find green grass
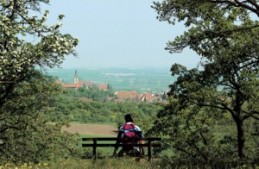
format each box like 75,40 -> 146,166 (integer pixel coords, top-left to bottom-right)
51,158 -> 162,169
0,158 -> 163,169
2,158 -> 259,169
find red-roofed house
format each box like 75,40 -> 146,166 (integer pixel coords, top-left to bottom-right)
98,83 -> 108,91
62,70 -> 108,90
139,92 -> 161,102
114,91 -> 139,101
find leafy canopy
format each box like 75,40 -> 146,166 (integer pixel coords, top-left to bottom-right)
0,0 -> 78,106
150,0 -> 259,162
0,0 -> 79,163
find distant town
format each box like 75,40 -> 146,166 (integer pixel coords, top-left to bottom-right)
60,70 -> 168,102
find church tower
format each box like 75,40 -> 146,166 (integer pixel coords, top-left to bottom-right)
74,70 -> 79,84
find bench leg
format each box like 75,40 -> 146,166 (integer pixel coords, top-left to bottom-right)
93,139 -> 97,160
148,140 -> 151,161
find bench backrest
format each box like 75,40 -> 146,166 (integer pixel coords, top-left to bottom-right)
81,137 -> 161,161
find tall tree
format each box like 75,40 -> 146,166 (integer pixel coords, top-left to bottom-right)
151,0 -> 259,159
0,0 -> 78,107
0,0 -> 79,162
0,71 -> 80,162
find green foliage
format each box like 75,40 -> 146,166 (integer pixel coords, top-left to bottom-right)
46,95 -> 163,133
0,0 -> 78,107
0,0 -> 79,163
67,85 -> 115,101
150,0 -> 259,165
0,71 -> 81,163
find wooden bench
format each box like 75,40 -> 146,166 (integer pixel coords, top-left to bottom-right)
82,137 -> 161,161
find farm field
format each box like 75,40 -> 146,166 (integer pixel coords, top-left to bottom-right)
62,123 -> 117,136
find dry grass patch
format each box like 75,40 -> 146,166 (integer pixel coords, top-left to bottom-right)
62,123 -> 117,136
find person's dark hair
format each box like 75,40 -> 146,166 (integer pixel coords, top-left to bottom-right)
125,113 -> 133,122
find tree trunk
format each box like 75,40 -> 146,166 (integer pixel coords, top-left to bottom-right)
235,118 -> 245,158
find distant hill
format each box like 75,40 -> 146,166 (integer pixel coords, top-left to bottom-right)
46,67 -> 176,93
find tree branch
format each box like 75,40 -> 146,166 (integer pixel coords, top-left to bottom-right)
210,0 -> 259,16
243,110 -> 259,120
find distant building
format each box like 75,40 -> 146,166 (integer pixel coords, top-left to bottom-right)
63,70 -> 108,90
114,91 -> 139,101
114,91 -> 165,102
74,70 -> 79,84
98,83 -> 108,91
62,70 -> 167,102
139,92 -> 161,102
63,70 -> 80,89
80,81 -> 95,89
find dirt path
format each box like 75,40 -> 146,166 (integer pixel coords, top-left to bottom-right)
62,123 -> 118,136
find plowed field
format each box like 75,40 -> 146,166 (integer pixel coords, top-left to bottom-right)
62,123 -> 117,136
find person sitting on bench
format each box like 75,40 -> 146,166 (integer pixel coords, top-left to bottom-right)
113,113 -> 144,157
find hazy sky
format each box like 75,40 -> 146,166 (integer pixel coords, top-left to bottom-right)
45,0 -> 200,69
